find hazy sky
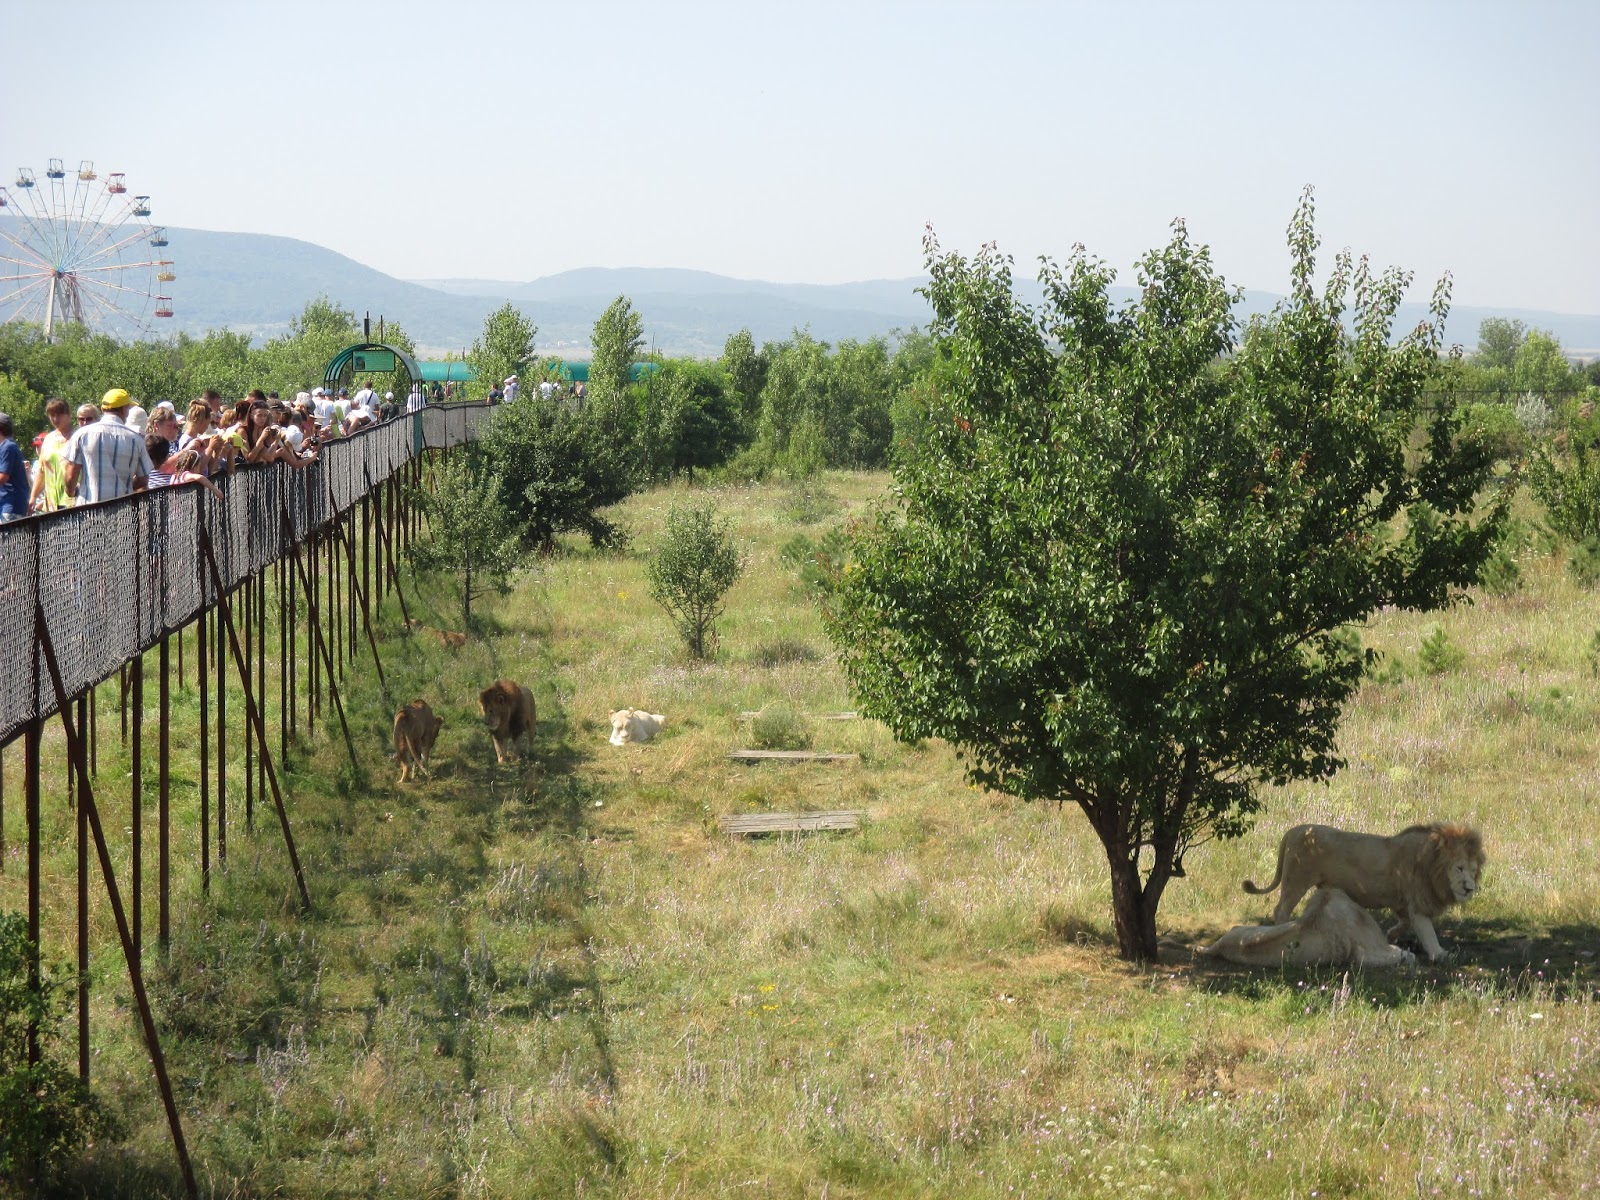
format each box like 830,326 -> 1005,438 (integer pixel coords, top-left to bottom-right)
6,0 -> 1597,312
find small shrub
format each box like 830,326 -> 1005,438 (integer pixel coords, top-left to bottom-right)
1568,535 -> 1600,588
1460,401 -> 1527,462
1514,391 -> 1553,441
748,705 -> 814,751
647,501 -> 745,659
1370,653 -> 1407,685
779,528 -> 850,597
1477,543 -> 1522,595
1586,629 -> 1600,678
0,912 -> 114,1189
750,638 -> 820,668
780,486 -> 842,526
1417,624 -> 1466,675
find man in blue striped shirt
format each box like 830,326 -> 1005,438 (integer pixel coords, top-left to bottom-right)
64,388 -> 153,505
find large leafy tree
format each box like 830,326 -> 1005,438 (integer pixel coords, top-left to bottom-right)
822,192 -> 1504,962
467,302 -> 537,400
589,295 -> 645,405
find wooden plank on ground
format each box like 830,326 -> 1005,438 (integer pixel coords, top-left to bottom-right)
739,711 -> 859,721
718,811 -> 865,836
727,750 -> 860,763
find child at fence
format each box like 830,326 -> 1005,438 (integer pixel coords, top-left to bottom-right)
146,436 -> 224,499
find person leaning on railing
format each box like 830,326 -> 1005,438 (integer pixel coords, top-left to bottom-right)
145,433 -> 224,500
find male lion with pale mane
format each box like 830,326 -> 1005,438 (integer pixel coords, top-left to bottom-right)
393,699 -> 444,783
1243,822 -> 1484,961
1203,887 -> 1415,968
479,680 -> 536,764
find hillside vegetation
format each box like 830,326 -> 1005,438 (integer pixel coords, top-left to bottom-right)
5,471 -> 1600,1197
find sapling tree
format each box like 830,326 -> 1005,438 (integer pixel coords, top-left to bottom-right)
822,190 -> 1504,962
412,447 -> 523,622
648,501 -> 744,659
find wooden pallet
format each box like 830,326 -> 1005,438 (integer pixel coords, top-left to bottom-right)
718,811 -> 864,836
726,750 -> 860,763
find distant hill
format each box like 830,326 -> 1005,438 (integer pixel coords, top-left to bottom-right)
4,216 -> 1598,358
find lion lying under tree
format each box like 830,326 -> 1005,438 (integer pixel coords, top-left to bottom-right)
1242,822 -> 1485,962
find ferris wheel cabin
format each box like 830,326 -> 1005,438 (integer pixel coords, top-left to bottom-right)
78,160 -> 96,181
46,159 -> 65,179
106,173 -> 126,194
154,298 -> 173,318
15,168 -> 35,188
148,228 -> 168,247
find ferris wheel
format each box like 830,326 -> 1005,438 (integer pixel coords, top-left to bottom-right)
0,159 -> 174,339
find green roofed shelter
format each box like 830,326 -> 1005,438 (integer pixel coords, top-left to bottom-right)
549,361 -> 661,384
322,341 -> 423,392
416,360 -> 478,383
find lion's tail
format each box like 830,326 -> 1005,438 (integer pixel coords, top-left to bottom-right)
1241,837 -> 1287,896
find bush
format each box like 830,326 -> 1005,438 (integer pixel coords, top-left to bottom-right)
647,501 -> 745,659
779,528 -> 850,597
477,397 -> 634,551
1459,400 -> 1527,462
1568,535 -> 1600,588
779,485 -> 841,526
1417,624 -> 1466,675
0,912 -> 113,1189
748,705 -> 814,751
749,638 -> 820,667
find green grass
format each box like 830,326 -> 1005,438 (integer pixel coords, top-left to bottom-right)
4,471 -> 1600,1197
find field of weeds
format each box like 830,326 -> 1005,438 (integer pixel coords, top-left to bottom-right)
3,471 -> 1598,1198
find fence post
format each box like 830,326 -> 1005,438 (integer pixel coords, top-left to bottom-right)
131,653 -> 142,957
200,530 -> 311,911
38,617 -> 199,1200
159,634 -> 170,949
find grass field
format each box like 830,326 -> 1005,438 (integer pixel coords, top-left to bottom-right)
4,470 -> 1599,1198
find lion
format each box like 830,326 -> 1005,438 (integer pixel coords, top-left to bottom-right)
479,679 -> 536,764
393,699 -> 444,783
1243,822 -> 1485,961
1203,886 -> 1416,968
609,709 -> 666,746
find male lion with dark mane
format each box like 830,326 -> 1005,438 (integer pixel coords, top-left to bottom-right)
479,680 -> 536,764
1243,822 -> 1484,961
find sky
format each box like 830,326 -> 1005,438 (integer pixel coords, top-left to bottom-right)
5,0 -> 1598,313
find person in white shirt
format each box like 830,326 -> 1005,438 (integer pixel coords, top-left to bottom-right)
312,387 -> 335,429
539,378 -> 556,400
503,374 -> 520,403
352,379 -> 378,410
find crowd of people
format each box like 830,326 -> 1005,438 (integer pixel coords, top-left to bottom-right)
0,379 -> 409,520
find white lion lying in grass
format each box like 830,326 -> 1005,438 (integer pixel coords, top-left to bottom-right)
1202,887 -> 1416,968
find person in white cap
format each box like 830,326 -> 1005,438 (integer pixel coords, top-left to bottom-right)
312,386 -> 334,430
503,374 -> 520,403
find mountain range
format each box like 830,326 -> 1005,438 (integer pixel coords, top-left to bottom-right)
3,217 -> 1598,359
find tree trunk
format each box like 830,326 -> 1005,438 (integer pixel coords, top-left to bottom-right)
1105,850 -> 1159,963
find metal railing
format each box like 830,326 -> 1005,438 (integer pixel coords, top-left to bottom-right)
1,402 -> 491,747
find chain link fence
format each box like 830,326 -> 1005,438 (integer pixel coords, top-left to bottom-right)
0,402 -> 492,746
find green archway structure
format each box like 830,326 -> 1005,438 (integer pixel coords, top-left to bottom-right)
322,342 -> 423,394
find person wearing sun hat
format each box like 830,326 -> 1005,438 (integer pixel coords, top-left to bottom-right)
63,387 -> 154,504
